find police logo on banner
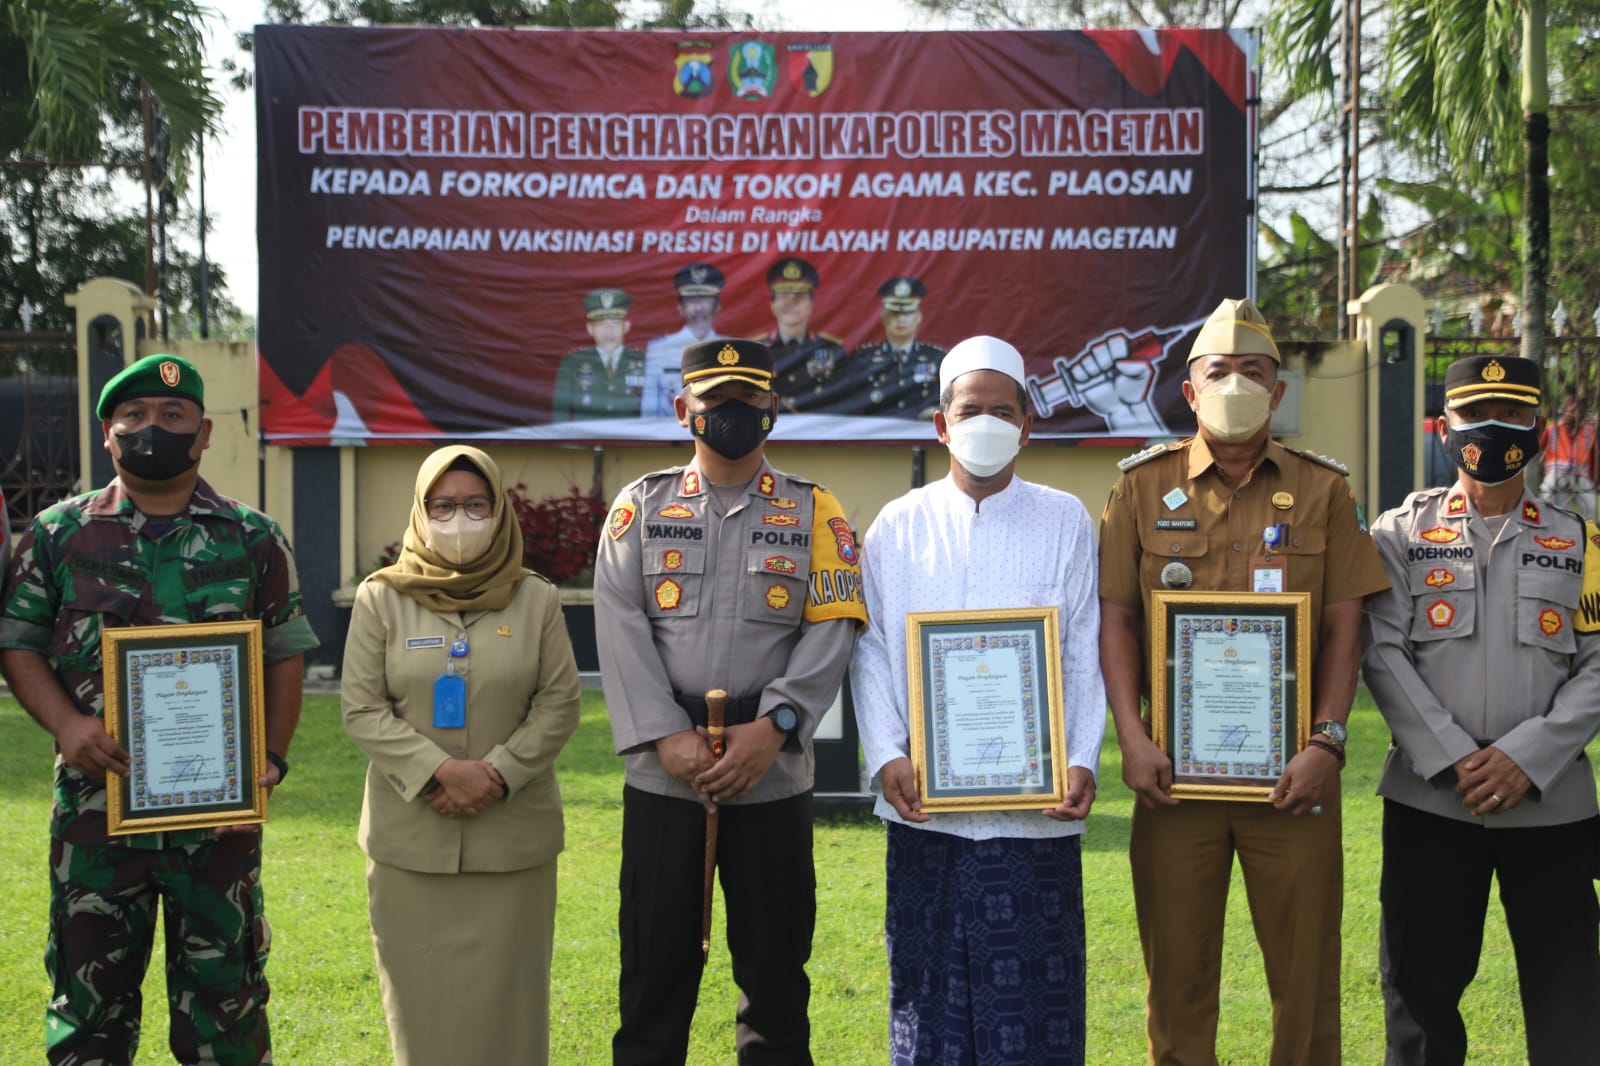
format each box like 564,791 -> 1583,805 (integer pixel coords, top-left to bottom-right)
675,43 -> 714,98
729,40 -> 777,99
786,43 -> 833,96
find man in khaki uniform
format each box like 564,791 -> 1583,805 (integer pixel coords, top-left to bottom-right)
1364,355 -> 1600,1064
1098,298 -> 1390,1065
595,338 -> 866,1065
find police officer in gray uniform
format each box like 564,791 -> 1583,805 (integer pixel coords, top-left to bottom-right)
1364,354 -> 1600,1065
595,338 -> 866,1065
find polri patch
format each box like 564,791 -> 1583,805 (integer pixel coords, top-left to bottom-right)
607,502 -> 637,540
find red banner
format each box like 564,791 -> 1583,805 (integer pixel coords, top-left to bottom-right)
255,26 -> 1257,445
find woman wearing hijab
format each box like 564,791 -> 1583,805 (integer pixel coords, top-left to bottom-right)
341,445 -> 581,1066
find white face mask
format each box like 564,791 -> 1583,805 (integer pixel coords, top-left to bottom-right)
1196,373 -> 1273,443
946,414 -> 1023,477
426,513 -> 497,567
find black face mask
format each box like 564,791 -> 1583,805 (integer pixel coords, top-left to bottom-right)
692,399 -> 775,460
114,425 -> 200,481
1442,418 -> 1542,486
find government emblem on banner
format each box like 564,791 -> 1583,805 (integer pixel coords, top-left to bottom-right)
729,40 -> 777,99
674,42 -> 714,98
786,43 -> 833,97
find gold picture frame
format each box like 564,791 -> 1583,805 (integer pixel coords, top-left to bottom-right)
102,620 -> 268,834
905,606 -> 1066,812
1150,590 -> 1312,801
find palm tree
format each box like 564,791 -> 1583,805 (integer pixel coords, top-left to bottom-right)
1,0 -> 221,170
1270,0 -> 1551,362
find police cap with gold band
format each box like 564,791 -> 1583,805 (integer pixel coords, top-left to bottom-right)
96,353 -> 205,419
766,257 -> 820,294
1443,355 -> 1542,409
680,338 -> 774,396
673,262 -> 725,297
878,276 -> 926,313
1187,297 -> 1281,364
584,287 -> 632,320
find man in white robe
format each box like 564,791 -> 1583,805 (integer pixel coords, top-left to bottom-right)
849,335 -> 1106,1066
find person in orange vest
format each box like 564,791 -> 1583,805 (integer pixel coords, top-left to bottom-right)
1539,395 -> 1597,519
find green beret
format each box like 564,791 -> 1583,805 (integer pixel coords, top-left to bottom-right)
97,354 -> 205,420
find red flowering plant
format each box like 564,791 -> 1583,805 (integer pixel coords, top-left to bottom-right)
508,484 -> 608,587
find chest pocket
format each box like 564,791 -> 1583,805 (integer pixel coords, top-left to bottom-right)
59,567 -> 144,666
1272,527 -> 1327,594
1136,528 -> 1210,590
182,556 -> 255,623
742,548 -> 806,628
1405,559 -> 1477,643
643,543 -> 705,618
1517,565 -> 1579,655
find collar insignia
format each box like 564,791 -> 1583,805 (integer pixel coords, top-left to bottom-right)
1446,494 -> 1467,516
1524,500 -> 1541,523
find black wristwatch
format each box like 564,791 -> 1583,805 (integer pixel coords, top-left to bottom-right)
1309,721 -> 1349,746
767,704 -> 799,737
266,751 -> 290,783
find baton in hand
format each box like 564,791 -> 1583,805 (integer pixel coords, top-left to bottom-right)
701,688 -> 728,957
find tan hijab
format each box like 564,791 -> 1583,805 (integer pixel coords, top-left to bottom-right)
369,445 -> 526,612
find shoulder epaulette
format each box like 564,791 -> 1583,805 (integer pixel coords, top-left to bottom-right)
1285,447 -> 1350,476
1117,441 -> 1182,472
523,569 -> 557,588
639,466 -> 687,483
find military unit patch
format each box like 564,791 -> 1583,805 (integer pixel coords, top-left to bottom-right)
657,503 -> 695,519
766,584 -> 790,610
662,549 -> 684,570
655,579 -> 682,610
1540,608 -> 1563,635
1419,527 -> 1460,544
1427,600 -> 1455,628
607,502 -> 637,540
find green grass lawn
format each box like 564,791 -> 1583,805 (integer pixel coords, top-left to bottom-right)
0,689 -> 1560,1063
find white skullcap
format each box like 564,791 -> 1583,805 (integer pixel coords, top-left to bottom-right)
939,336 -> 1026,394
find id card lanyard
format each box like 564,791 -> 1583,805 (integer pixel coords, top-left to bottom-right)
433,633 -> 468,728
1251,524 -> 1287,593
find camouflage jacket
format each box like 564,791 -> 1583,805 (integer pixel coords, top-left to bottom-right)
0,478 -> 320,845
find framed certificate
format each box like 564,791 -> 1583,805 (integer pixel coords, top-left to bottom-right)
102,620 -> 268,834
905,607 -> 1065,812
1150,591 -> 1312,801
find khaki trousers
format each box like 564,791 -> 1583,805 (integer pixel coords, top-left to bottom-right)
1129,792 -> 1343,1066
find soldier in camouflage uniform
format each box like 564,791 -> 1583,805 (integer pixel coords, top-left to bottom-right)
0,354 -> 319,1066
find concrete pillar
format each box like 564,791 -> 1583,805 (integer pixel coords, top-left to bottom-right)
1347,283 -> 1428,513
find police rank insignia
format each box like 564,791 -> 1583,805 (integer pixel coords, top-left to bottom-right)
729,40 -> 778,99
607,502 -> 637,540
1446,494 -> 1467,516
682,471 -> 701,494
674,43 -> 714,98
766,584 -> 791,610
786,43 -> 833,97
764,513 -> 800,527
663,549 -> 684,570
759,473 -> 776,496
1424,568 -> 1455,588
763,555 -> 797,574
1427,600 -> 1455,628
658,503 -> 695,519
769,497 -> 798,510
1540,608 -> 1563,635
1535,535 -> 1576,551
1524,501 -> 1541,523
655,579 -> 682,610
1419,526 -> 1460,544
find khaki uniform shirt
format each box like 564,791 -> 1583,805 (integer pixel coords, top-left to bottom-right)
1363,484 -> 1600,826
341,574 -> 581,873
595,459 -> 866,804
1099,437 -> 1390,670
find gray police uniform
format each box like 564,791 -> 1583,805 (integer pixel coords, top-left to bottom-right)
845,339 -> 946,418
1363,483 -> 1600,1062
595,458 -> 865,1064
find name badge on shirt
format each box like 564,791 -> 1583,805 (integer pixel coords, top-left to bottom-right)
1252,560 -> 1286,593
433,673 -> 466,728
406,636 -> 446,650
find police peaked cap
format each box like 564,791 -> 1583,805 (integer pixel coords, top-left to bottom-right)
1444,356 -> 1541,408
767,257 -> 819,293
97,354 -> 205,419
1187,297 -> 1280,364
878,277 -> 926,312
681,339 -> 774,396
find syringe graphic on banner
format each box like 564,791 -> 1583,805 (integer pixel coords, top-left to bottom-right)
1025,322 -> 1203,434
